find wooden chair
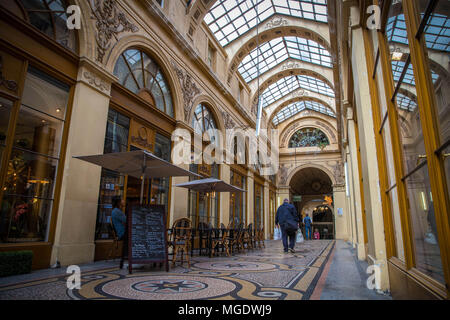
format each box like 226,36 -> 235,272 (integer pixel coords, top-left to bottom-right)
242,223 -> 253,251
198,222 -> 211,256
171,218 -> 192,268
235,223 -> 245,252
211,224 -> 230,257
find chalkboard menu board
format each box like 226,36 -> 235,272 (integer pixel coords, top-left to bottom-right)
127,204 -> 169,273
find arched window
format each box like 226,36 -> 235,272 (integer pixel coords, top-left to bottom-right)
289,127 -> 330,148
191,103 -> 218,141
114,48 -> 174,117
19,0 -> 77,52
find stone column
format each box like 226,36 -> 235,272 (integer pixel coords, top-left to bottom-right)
220,164 -> 231,225
51,58 -> 115,266
349,5 -> 389,291
333,185 -> 349,240
264,180 -> 270,239
246,170 -> 254,226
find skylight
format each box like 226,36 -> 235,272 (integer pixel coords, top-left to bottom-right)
261,74 -> 334,108
238,36 -> 332,82
396,93 -> 417,112
272,100 -> 335,126
387,13 -> 450,52
204,0 -> 328,47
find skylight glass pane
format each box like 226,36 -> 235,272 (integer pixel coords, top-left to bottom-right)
272,100 -> 335,126
205,0 -> 328,47
238,36 -> 332,82
261,74 -> 334,108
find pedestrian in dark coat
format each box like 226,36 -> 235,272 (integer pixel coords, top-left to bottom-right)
275,198 -> 300,253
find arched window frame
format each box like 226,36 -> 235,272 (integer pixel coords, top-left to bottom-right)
288,127 -> 330,148
114,48 -> 174,117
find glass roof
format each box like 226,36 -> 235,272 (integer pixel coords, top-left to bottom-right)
238,36 -> 332,82
396,93 -> 417,112
261,74 -> 334,108
387,13 -> 450,52
204,0 -> 328,47
272,100 -> 335,126
391,60 -> 439,85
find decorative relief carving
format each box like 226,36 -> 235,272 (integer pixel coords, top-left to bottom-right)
279,163 -> 291,185
91,0 -> 139,64
265,16 -> 288,29
83,71 -> 109,92
222,110 -> 236,129
171,61 -> 201,121
330,161 -> 345,185
0,56 -> 18,92
292,89 -> 309,98
282,61 -> 301,70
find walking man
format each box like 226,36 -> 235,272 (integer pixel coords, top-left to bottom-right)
303,213 -> 312,240
275,199 -> 300,253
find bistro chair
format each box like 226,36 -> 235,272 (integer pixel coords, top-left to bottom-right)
198,222 -> 211,256
211,223 -> 230,257
256,224 -> 265,249
171,218 -> 192,268
236,223 -> 246,252
242,223 -> 253,251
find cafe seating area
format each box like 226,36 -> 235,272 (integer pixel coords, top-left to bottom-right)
168,218 -> 266,268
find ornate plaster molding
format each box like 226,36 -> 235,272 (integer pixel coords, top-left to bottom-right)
171,61 -> 201,122
90,0 -> 139,64
265,16 -> 289,29
0,56 -> 18,92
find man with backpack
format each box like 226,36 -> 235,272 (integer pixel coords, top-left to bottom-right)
275,198 -> 300,253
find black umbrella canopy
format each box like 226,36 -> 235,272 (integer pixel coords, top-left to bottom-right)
74,150 -> 201,179
175,178 -> 246,193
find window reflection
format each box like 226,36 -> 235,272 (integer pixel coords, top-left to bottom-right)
405,164 -> 444,284
0,68 -> 69,242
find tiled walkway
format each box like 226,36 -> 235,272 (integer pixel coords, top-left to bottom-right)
0,240 -> 391,300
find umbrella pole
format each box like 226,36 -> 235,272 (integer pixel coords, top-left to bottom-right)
140,154 -> 147,205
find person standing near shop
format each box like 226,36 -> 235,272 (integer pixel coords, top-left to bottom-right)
111,196 -> 126,240
275,199 -> 300,253
303,213 -> 312,240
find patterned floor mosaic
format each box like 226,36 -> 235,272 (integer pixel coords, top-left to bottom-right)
0,240 -> 334,300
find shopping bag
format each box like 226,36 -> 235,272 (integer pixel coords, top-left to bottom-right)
296,229 -> 304,243
274,227 -> 281,240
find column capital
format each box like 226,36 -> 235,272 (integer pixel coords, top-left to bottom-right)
77,57 -> 117,97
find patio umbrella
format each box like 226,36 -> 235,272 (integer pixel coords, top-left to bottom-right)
174,178 -> 246,194
74,150 -> 201,204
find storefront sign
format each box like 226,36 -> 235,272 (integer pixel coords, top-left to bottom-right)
130,119 -> 155,152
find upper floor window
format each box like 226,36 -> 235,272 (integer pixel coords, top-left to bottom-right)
289,127 -> 330,149
114,48 -> 174,117
18,0 -> 77,52
192,104 -> 218,142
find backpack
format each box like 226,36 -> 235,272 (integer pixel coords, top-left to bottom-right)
283,220 -> 298,235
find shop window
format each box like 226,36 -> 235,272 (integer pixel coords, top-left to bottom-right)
188,163 -> 219,228
288,127 -> 330,149
96,109 -> 129,240
19,0 -> 77,52
254,182 -> 264,229
95,109 -> 171,240
384,1 -> 445,284
229,170 -> 246,227
0,97 -> 13,173
114,49 -> 174,117
0,67 -> 70,243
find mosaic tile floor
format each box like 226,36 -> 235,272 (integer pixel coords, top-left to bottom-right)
0,240 -> 334,300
